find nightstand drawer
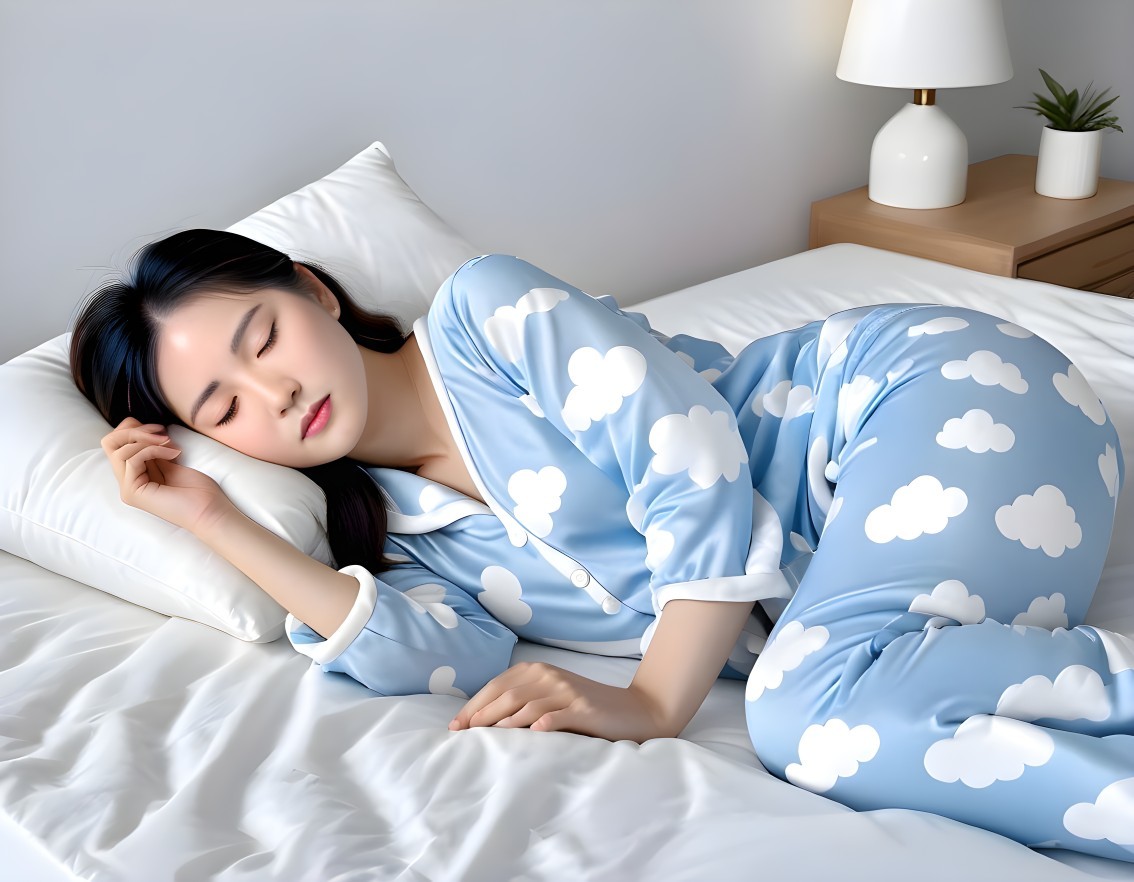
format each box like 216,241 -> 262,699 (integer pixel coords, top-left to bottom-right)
1017,222 -> 1134,288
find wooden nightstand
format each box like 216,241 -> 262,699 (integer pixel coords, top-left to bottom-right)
809,154 -> 1134,297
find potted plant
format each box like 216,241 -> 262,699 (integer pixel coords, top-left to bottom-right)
1016,69 -> 1123,199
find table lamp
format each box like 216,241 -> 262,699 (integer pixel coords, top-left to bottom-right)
836,0 -> 1013,209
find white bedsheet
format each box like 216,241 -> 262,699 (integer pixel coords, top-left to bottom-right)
2,244 -> 1132,881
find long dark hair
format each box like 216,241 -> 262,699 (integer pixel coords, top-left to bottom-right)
69,228 -> 405,574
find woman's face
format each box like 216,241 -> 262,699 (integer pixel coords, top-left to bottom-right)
154,271 -> 368,468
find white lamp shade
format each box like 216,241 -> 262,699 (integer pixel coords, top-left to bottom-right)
837,0 -> 1012,88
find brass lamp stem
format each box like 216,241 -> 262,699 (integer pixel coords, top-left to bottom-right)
914,88 -> 936,106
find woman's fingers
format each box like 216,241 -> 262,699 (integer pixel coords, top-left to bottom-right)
474,684 -> 562,725
450,662 -> 579,731
102,426 -> 170,458
491,698 -> 563,729
526,707 -> 583,733
121,442 -> 182,495
107,438 -> 173,480
461,685 -> 531,728
450,672 -> 517,730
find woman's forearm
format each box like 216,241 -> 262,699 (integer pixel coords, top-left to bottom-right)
196,508 -> 359,639
630,597 -> 756,737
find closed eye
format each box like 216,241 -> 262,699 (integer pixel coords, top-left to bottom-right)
217,397 -> 238,426
258,321 -> 277,357
216,322 -> 276,427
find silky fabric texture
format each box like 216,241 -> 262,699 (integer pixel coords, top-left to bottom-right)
289,252 -> 817,692
288,254 -> 1130,860
744,305 -> 1131,860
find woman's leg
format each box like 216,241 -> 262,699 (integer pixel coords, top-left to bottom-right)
745,306 -> 1132,860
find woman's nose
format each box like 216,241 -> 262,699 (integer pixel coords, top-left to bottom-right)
273,378 -> 300,415
249,373 -> 299,415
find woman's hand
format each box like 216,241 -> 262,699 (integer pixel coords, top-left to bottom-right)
101,417 -> 235,535
447,661 -> 678,743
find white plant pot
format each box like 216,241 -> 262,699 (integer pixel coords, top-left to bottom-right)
1035,127 -> 1103,199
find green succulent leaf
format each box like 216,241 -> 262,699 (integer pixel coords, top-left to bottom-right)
1020,69 -> 1122,132
1077,91 -> 1118,127
1039,69 -> 1068,105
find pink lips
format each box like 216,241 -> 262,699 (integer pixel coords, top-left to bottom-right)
301,395 -> 332,439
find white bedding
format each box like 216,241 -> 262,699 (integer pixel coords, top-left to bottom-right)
1,244 -> 1132,882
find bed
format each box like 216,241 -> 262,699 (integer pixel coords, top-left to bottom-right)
2,143 -> 1133,882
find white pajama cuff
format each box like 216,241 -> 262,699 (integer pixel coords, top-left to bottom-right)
654,571 -> 793,611
285,564 -> 378,665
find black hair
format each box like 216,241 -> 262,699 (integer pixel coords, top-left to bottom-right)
69,228 -> 405,574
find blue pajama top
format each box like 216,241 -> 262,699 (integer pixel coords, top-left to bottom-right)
286,253 -> 888,698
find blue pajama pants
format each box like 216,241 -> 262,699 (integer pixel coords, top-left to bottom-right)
743,306 -> 1131,860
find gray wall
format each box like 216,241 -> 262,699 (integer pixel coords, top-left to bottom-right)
953,0 -> 1133,184
1,0 -> 1131,362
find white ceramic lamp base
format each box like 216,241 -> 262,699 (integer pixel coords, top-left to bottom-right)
868,103 -> 968,209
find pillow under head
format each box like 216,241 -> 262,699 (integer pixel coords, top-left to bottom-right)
0,140 -> 482,640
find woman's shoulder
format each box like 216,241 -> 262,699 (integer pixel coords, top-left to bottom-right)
429,253 -> 564,331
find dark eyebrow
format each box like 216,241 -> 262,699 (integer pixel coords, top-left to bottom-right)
231,303 -> 262,354
190,381 -> 219,425
188,304 -> 262,425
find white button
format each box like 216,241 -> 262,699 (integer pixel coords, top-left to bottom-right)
570,569 -> 591,588
601,596 -> 622,615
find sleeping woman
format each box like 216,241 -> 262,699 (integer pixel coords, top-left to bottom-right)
70,228 -> 1131,861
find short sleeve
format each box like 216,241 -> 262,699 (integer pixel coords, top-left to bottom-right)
287,561 -> 517,697
430,254 -> 775,610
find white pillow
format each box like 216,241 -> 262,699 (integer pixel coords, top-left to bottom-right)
0,140 -> 482,641
227,141 -> 480,328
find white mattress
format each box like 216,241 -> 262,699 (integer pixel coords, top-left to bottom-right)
2,244 -> 1132,882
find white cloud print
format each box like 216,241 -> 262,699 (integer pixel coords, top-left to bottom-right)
745,620 -> 830,702
428,665 -> 469,699
1100,444 -> 1120,499
785,719 -> 880,794
997,322 -> 1033,339
561,345 -> 647,432
865,475 -> 968,543
518,394 -> 545,418
941,351 -> 1028,394
924,715 -> 1054,788
996,665 -> 1111,722
886,358 -> 914,384
837,375 -> 880,438
644,525 -> 674,572
418,484 -> 449,512
996,484 -> 1081,557
404,584 -> 459,629
807,436 -> 834,516
479,565 -> 533,627
649,405 -> 748,489
908,580 -> 986,625
752,380 -> 815,421
483,287 -> 570,362
936,409 -> 1015,454
1054,364 -> 1107,425
507,466 -> 567,538
1012,593 -> 1069,630
1064,777 -> 1134,845
908,316 -> 969,336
